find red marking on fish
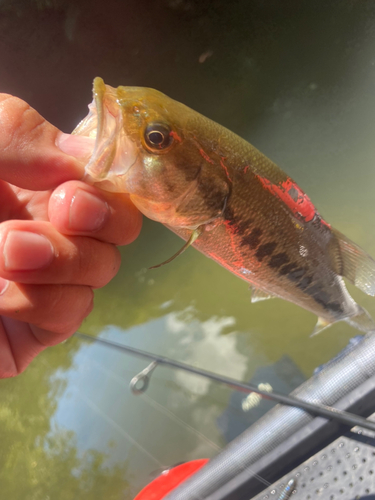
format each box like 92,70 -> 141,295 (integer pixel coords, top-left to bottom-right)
321,219 -> 331,229
256,174 -> 318,222
205,250 -> 230,270
199,148 -> 214,164
223,219 -> 244,268
170,130 -> 182,143
220,159 -> 232,182
244,165 -> 249,174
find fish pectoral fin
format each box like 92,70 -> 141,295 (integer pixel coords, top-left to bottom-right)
149,226 -> 204,270
310,317 -> 333,337
250,288 -> 275,303
329,227 -> 375,296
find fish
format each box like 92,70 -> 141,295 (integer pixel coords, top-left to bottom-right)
73,77 -> 375,335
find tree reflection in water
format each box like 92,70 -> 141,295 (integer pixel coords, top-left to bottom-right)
0,339 -> 130,500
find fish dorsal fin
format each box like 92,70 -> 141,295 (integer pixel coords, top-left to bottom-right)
329,227 -> 375,296
251,288 -> 275,303
149,226 -> 203,270
310,317 -> 332,337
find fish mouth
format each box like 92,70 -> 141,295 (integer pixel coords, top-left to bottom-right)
72,77 -> 137,192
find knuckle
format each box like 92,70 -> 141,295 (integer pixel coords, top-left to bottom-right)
97,245 -> 121,287
47,284 -> 66,314
83,288 -> 95,316
106,245 -> 122,281
64,288 -> 94,334
74,239 -> 95,284
46,285 -> 94,335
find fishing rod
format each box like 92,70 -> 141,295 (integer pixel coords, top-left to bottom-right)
75,331 -> 375,433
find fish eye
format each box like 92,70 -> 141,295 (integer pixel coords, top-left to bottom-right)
144,123 -> 173,150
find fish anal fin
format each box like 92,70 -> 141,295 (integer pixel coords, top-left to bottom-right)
251,288 -> 275,303
329,227 -> 375,296
149,226 -> 203,270
310,317 -> 332,337
345,306 -> 375,334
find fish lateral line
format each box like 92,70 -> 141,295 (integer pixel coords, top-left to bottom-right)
149,225 -> 204,269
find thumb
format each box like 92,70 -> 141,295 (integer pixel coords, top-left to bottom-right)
0,94 -> 90,190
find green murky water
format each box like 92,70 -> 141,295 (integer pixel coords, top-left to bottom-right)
1,1 -> 375,498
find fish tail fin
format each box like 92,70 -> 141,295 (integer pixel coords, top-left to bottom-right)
329,227 -> 375,296
345,306 -> 375,334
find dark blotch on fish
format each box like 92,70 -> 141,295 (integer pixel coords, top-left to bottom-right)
327,301 -> 344,313
224,205 -> 252,234
279,262 -> 297,276
305,283 -> 325,298
241,228 -> 263,250
297,275 -> 313,290
236,219 -> 253,235
197,182 -> 227,211
223,205 -> 236,225
305,284 -> 331,308
256,242 -> 277,262
287,267 -> 306,282
174,153 -> 202,182
269,252 -> 289,269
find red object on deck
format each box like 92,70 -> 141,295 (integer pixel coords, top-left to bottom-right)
134,459 -> 209,500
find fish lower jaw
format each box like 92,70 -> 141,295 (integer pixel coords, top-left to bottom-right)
73,80 -> 138,192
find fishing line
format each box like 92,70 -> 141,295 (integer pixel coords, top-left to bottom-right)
77,387 -> 164,467
75,332 -> 273,488
142,393 -> 222,453
75,331 -> 375,433
141,389 -> 271,487
83,351 -> 222,453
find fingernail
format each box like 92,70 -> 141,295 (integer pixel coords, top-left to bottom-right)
0,277 -> 9,295
56,132 -> 95,158
69,188 -> 109,232
3,231 -> 54,271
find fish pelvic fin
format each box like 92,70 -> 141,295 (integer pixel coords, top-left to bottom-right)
310,317 -> 333,337
329,227 -> 375,296
345,306 -> 375,334
251,288 -> 275,303
149,226 -> 203,270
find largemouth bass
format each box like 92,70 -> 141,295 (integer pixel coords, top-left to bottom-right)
74,77 -> 375,335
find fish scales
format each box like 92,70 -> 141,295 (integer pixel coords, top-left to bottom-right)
171,157 -> 346,322
73,77 -> 375,335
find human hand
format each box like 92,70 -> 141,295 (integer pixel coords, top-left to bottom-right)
0,94 -> 142,377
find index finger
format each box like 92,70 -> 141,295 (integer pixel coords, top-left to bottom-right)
0,94 -> 84,190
